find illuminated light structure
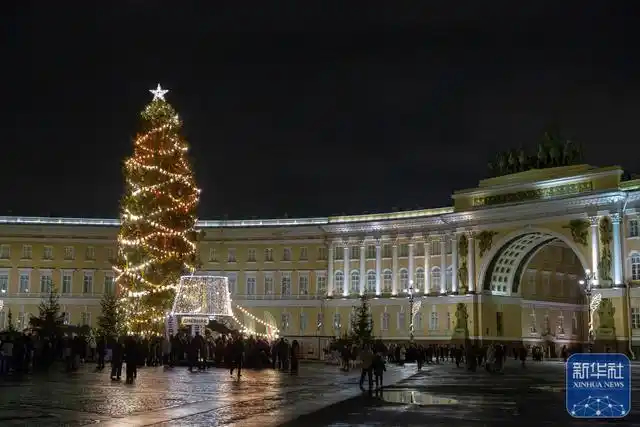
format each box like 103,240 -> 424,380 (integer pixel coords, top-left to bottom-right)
168,275 -> 280,339
114,84 -> 201,336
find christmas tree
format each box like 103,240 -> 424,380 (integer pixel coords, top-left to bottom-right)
114,84 -> 201,335
29,285 -> 65,339
349,296 -> 374,346
97,291 -> 124,340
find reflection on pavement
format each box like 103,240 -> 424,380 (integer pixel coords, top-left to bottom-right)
381,389 -> 459,406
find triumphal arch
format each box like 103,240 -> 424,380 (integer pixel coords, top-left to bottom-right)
320,164 -> 639,355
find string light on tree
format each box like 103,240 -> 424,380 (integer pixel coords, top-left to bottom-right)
114,84 -> 201,336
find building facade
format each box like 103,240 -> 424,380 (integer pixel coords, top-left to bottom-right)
2,164 -> 640,356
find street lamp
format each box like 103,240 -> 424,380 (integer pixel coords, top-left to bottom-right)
405,285 -> 415,341
579,269 -> 598,351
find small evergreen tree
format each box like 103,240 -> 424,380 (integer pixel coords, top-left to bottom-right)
5,309 -> 16,334
29,285 -> 65,339
349,296 -> 374,347
97,291 -> 123,340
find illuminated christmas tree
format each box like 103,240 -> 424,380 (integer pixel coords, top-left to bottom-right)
114,84 -> 201,335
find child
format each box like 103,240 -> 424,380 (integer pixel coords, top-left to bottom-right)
373,351 -> 386,391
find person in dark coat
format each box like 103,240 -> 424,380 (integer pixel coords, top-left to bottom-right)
110,339 -> 123,381
125,337 -> 137,383
290,340 -> 300,373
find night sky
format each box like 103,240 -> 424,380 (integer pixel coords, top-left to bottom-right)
4,2 -> 640,220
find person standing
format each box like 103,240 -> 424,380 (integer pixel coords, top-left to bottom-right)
230,336 -> 245,379
359,344 -> 374,392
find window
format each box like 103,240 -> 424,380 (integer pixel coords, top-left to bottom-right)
414,312 -> 423,331
64,246 -> 74,260
81,312 -> 92,327
333,313 -> 342,331
316,312 -> 323,330
382,269 -> 392,293
557,273 -> 565,297
630,219 -> 639,238
496,312 -> 504,336
299,247 -> 308,261
299,273 -> 309,295
366,270 -> 376,293
283,248 -> 292,261
227,248 -> 236,263
429,311 -> 439,330
415,244 -> 424,256
264,248 -> 274,262
557,312 -> 565,335
227,273 -> 237,295
527,270 -> 536,292
416,268 -> 425,289
246,276 -> 256,295
22,245 -> 32,259
317,247 -> 327,261
399,268 -> 409,290
351,246 -> 360,260
382,244 -> 391,258
632,308 -> 640,329
0,271 -> 8,293
316,272 -> 327,295
381,312 -> 390,331
572,312 -> 578,334
542,273 -> 551,295
350,271 -> 360,294
431,240 -> 441,256
247,248 -> 256,262
40,272 -> 53,293
445,267 -> 453,292
334,247 -> 343,260
366,245 -> 376,259
62,271 -> 72,294
335,271 -> 344,294
83,272 -> 94,294
63,311 -> 70,325
208,247 -> 217,262
447,312 -> 452,330
299,312 -> 308,334
19,272 -> 29,293
106,247 -> 115,261
264,275 -> 274,295
85,246 -> 95,261
17,312 -> 25,329
445,239 -> 452,254
632,254 -> 640,281
397,311 -> 406,330
0,244 -> 10,259
104,274 -> 115,294
281,272 -> 291,296
399,244 -> 408,257
529,312 -> 537,333
431,267 -> 441,290
43,246 -> 53,260
0,311 -> 5,330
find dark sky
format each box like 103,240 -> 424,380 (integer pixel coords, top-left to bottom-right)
4,2 -> 640,219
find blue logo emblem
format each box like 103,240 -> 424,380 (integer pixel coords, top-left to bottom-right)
566,353 -> 631,418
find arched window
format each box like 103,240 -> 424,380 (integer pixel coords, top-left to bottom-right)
632,254 -> 640,281
399,268 -> 409,291
431,267 -> 441,290
445,267 -> 453,291
335,271 -> 344,294
415,268 -> 425,289
383,269 -> 393,293
366,270 -> 376,293
350,270 -> 360,293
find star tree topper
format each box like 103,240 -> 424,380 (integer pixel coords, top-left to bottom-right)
150,83 -> 169,101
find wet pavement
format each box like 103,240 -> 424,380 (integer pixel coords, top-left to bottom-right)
0,362 -> 415,426
282,360 -> 640,427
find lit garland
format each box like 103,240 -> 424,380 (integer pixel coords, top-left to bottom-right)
114,84 -> 201,336
233,304 -> 280,338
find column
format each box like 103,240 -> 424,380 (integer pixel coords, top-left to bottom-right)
359,242 -> 366,295
392,241 -> 399,295
590,216 -> 600,286
467,232 -> 476,293
451,233 -> 458,293
423,238 -> 431,293
440,237 -> 447,294
327,245 -> 334,296
375,240 -> 382,295
343,244 -> 350,296
408,242 -> 415,291
612,213 -> 623,286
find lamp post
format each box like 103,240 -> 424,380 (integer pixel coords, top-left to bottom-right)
405,285 -> 415,341
579,269 -> 597,351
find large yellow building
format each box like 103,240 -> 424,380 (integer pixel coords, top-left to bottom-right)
2,164 -> 640,357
